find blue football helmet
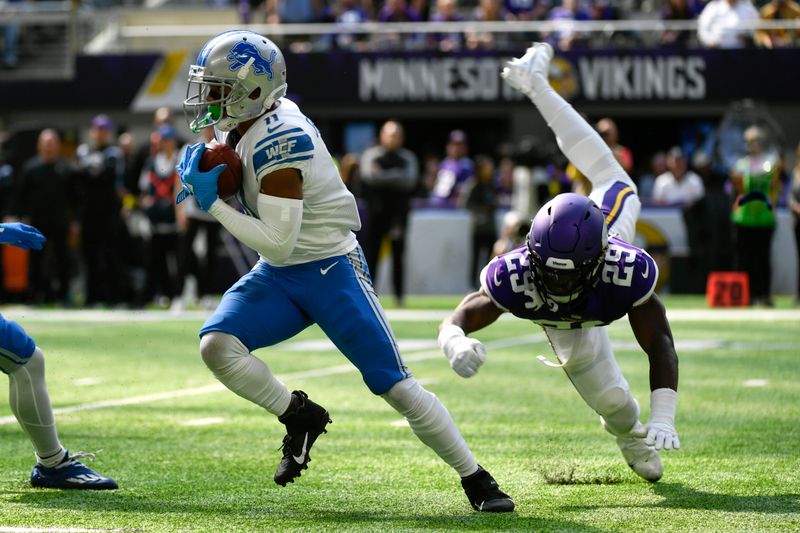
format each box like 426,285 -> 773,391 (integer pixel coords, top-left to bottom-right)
526,193 -> 608,309
184,30 -> 288,133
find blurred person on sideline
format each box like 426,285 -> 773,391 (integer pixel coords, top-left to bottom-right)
1,0 -> 23,68
429,0 -> 465,51
789,141 -> 800,303
660,0 -> 705,47
543,0 -> 591,51
75,115 -> 125,307
754,0 -> 800,48
491,210 -> 525,257
321,0 -> 374,51
117,130 -> 149,305
731,125 -> 782,306
691,150 -> 734,272
652,146 -> 706,206
637,152 -> 667,204
698,0 -> 759,48
139,124 -> 181,307
0,222 -> 117,490
430,130 -> 475,207
596,118 -> 633,174
375,0 -> 423,49
462,155 -> 500,287
13,129 -> 77,305
467,0 -> 511,50
504,0 -> 549,21
174,127 -> 221,311
359,120 -> 418,307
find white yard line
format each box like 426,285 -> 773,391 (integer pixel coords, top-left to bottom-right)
0,335 -> 542,426
0,528 -> 132,533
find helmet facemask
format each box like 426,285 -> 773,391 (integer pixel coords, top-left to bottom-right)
525,193 -> 609,313
527,236 -> 606,311
184,65 -> 258,133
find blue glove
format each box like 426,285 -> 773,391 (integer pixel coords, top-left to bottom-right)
0,222 -> 46,250
175,142 -> 226,211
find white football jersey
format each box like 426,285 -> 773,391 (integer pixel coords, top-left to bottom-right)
224,98 -> 361,266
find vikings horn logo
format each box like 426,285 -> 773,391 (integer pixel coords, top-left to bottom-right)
227,42 -> 277,80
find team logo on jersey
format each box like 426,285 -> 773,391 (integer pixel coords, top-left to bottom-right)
227,42 -> 277,80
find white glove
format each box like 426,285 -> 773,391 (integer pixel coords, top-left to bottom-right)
500,42 -> 554,100
644,388 -> 680,450
438,325 -> 486,378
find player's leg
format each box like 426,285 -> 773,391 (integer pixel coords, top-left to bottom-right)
2,317 -> 63,463
198,262 -> 330,486
301,246 -> 513,511
1,315 -> 117,489
588,179 -> 641,243
505,42 -> 632,191
544,326 -> 662,481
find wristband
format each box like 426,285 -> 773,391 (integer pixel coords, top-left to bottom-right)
438,324 -> 466,351
650,388 -> 678,424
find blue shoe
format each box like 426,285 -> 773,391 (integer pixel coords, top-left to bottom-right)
30,451 -> 118,490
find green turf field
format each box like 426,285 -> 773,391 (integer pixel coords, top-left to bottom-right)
1,296 -> 798,532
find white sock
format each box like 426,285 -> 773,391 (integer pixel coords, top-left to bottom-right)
382,378 -> 478,478
7,348 -> 66,466
532,87 -> 626,185
200,332 -> 292,416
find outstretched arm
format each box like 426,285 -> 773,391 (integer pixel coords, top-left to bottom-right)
438,288 -> 505,378
440,288 -> 505,335
628,294 -> 680,450
628,294 -> 678,391
0,222 -> 46,250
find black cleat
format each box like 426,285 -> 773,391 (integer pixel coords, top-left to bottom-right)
461,466 -> 515,512
274,390 -> 331,486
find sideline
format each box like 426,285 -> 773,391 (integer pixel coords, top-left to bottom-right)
3,307 -> 800,323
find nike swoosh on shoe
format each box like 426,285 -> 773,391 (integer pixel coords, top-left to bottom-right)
292,433 -> 309,464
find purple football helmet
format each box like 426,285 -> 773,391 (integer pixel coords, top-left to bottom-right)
526,193 -> 608,308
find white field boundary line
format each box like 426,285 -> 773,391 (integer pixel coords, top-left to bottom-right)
2,307 -> 800,323
0,528 -> 133,533
0,334 -> 543,426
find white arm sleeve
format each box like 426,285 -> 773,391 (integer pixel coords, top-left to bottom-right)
208,194 -> 303,262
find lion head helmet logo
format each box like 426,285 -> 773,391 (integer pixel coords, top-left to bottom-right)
227,41 -> 277,80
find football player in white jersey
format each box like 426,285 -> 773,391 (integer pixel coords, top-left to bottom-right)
176,30 -> 513,512
0,222 -> 117,489
437,43 -> 680,482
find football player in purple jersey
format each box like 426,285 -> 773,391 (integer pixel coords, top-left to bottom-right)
438,43 -> 680,482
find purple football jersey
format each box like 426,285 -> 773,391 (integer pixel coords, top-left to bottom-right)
481,236 -> 658,329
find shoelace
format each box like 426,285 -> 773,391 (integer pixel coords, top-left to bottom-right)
277,435 -> 295,456
57,450 -> 101,469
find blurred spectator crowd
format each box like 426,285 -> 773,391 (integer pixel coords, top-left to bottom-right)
0,100 -> 798,308
0,109 -> 228,310
244,0 -> 800,52
4,0 -> 800,70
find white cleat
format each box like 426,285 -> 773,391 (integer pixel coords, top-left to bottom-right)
616,436 -> 663,482
519,42 -> 554,78
501,42 -> 555,98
